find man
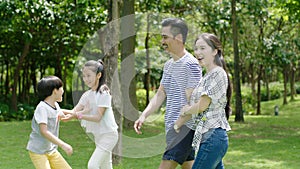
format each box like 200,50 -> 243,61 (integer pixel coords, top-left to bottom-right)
134,18 -> 202,169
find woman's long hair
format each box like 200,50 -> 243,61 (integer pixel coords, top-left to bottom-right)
196,33 -> 232,119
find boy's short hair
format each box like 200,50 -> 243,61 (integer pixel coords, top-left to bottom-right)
37,76 -> 63,101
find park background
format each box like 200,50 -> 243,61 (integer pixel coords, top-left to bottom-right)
0,0 -> 300,168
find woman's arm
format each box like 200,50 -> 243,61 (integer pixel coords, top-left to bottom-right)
174,113 -> 192,132
174,95 -> 211,133
182,95 -> 211,116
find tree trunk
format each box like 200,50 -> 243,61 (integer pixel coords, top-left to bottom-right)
11,42 -> 30,111
63,57 -> 68,105
283,67 -> 288,105
5,60 -> 9,96
120,0 -> 138,129
106,0 -> 122,164
145,13 -> 151,106
265,72 -> 270,101
249,63 -> 256,108
290,63 -> 296,101
55,47 -> 63,79
231,0 -> 244,122
256,65 -> 262,115
0,61 -> 3,95
30,62 -> 37,96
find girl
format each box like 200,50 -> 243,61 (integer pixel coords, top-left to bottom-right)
26,76 -> 73,169
174,33 -> 232,169
63,60 -> 118,169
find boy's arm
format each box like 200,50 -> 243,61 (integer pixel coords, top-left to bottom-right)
39,123 -> 73,156
61,102 -> 87,121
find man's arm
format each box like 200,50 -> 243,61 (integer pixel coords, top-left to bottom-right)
185,88 -> 194,104
173,88 -> 194,132
134,85 -> 166,134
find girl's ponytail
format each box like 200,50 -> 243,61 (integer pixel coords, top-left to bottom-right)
97,59 -> 109,94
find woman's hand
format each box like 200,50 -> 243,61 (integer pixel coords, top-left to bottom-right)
180,105 -> 191,116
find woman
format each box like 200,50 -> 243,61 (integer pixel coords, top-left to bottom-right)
174,33 -> 232,169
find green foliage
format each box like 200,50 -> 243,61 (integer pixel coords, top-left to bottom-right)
261,82 -> 285,101
0,103 -> 10,121
0,103 -> 35,121
14,104 -> 35,121
136,89 -> 155,111
240,85 -> 256,113
234,82 -> 290,114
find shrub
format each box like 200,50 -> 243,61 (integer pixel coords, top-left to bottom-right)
136,89 -> 155,111
234,82 -> 285,115
260,82 -> 283,101
13,104 -> 35,121
0,103 -> 35,121
231,85 -> 256,115
0,103 -> 10,121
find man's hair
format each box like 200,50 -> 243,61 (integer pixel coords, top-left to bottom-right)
161,18 -> 188,44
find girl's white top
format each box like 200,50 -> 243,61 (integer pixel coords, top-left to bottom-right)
78,89 -> 118,135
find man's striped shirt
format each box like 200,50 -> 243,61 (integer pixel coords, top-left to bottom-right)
161,52 -> 202,132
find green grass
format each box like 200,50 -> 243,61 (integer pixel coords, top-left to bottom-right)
0,96 -> 300,169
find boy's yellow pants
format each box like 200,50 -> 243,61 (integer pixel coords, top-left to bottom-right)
29,150 -> 72,169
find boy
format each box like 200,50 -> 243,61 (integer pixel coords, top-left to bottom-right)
26,76 -> 72,169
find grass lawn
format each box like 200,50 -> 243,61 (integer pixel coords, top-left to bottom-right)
0,96 -> 300,169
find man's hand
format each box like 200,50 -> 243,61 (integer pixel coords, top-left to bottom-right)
134,115 -> 146,134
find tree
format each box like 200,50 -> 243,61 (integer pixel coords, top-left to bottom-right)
105,0 -> 122,164
231,0 -> 244,122
120,0 -> 138,129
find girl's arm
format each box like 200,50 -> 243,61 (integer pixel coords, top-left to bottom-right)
61,109 -> 74,115
76,107 -> 106,122
61,103 -> 86,121
62,91 -> 88,116
39,123 -> 73,156
61,103 -> 85,115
